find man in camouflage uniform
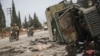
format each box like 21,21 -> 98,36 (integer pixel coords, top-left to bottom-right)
11,23 -> 19,40
27,26 -> 34,37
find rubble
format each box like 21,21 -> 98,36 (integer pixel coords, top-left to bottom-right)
0,37 -> 68,56
29,40 -> 37,45
28,37 -> 53,52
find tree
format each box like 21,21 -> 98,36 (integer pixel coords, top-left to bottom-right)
18,11 -> 21,28
0,3 -> 6,28
33,13 -> 42,29
23,16 -> 28,28
11,0 -> 19,26
28,14 -> 33,27
0,3 -> 6,32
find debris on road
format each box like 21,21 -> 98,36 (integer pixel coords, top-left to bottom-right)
0,36 -> 67,56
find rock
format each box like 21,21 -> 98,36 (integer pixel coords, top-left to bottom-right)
29,40 -> 37,45
23,47 -> 27,49
34,37 -> 51,44
28,47 -> 39,52
28,47 -> 33,49
36,44 -> 52,51
12,49 -> 24,54
26,50 -> 31,53
0,47 -> 14,56
31,48 -> 39,52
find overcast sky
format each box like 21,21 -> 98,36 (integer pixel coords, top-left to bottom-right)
1,0 -> 62,26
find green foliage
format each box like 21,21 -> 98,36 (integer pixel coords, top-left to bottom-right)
0,3 -> 6,32
28,14 -> 33,27
23,16 -> 28,28
11,0 -> 19,26
33,13 -> 42,29
22,13 -> 42,29
18,11 -> 22,28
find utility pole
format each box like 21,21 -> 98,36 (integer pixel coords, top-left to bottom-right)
7,8 -> 12,26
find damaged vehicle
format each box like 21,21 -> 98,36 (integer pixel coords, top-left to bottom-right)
45,0 -> 100,56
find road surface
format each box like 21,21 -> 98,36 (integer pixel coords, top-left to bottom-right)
0,31 -> 49,48
0,30 -> 67,56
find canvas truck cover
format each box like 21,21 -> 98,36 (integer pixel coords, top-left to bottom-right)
45,2 -> 65,40
45,2 -> 65,21
58,8 -> 77,44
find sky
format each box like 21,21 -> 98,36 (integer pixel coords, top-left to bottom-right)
0,0 -> 62,26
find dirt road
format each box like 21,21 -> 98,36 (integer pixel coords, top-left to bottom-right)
0,31 -> 48,48
0,30 -> 67,56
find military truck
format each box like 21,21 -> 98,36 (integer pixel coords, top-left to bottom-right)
45,0 -> 79,44
46,0 -> 100,44
46,0 -> 100,55
45,1 -> 66,43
